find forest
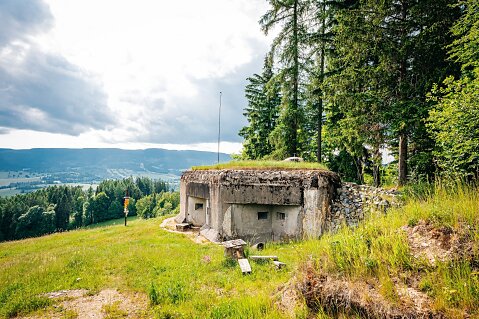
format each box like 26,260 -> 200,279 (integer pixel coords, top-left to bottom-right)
239,0 -> 478,186
0,177 -> 179,242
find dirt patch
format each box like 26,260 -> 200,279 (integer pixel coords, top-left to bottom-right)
402,220 -> 474,266
297,263 -> 442,319
275,279 -> 305,317
160,217 -> 211,244
23,289 -> 148,319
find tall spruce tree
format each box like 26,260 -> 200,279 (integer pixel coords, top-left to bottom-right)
239,54 -> 280,159
325,0 -> 387,185
379,0 -> 460,184
260,0 -> 310,158
328,0 -> 459,185
305,0 -> 340,162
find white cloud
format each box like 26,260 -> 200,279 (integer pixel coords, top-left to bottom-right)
0,0 -> 271,151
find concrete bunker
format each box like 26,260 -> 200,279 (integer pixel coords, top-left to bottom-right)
175,169 -> 340,243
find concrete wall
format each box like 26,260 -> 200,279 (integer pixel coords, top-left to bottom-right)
223,204 -> 302,243
178,169 -> 341,243
271,205 -> 302,241
302,176 -> 336,238
175,177 -> 188,223
187,196 -> 206,226
222,185 -> 302,205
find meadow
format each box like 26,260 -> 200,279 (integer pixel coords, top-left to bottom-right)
1,182 -> 478,318
0,216 -> 306,318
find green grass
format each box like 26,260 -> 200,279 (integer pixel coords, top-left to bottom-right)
0,216 -> 305,318
193,160 -> 328,171
2,182 -> 477,318
302,182 -> 479,317
84,216 -> 139,229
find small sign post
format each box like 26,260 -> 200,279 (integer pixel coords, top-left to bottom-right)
123,190 -> 130,226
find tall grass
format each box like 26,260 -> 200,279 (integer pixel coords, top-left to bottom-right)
303,182 -> 479,317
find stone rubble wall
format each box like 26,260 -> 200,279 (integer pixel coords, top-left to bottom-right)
328,182 -> 401,231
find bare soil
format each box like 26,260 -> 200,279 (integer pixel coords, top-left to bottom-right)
21,289 -> 148,319
296,263 -> 441,319
402,220 -> 474,266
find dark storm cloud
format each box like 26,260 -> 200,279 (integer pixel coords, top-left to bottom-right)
0,0 -> 112,135
0,50 -> 112,135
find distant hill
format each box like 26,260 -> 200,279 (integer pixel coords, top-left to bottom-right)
0,148 -> 231,178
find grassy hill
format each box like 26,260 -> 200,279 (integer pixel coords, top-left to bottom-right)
1,183 -> 478,318
0,216 -> 305,319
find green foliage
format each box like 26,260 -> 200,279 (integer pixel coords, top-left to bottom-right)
428,75 -> 479,178
136,192 -> 179,219
448,0 -> 479,72
15,206 -> 55,239
259,0 -> 311,158
427,0 -> 479,179
0,177 -> 171,242
243,0 -> 468,185
239,54 -> 280,160
324,149 -> 361,183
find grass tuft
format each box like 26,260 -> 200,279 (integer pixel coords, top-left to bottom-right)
102,301 -> 128,318
192,160 -> 328,171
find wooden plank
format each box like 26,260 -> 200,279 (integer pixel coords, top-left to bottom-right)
222,239 -> 247,248
250,255 -> 279,261
238,258 -> 252,274
273,261 -> 286,269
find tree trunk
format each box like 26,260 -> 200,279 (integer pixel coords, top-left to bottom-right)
373,147 -> 381,187
373,165 -> 381,187
355,157 -> 364,184
317,97 -> 323,162
397,2 -> 408,186
316,1 -> 326,163
398,133 -> 407,185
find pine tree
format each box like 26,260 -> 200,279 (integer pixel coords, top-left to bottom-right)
327,0 -> 459,185
239,54 -> 280,159
260,0 -> 310,157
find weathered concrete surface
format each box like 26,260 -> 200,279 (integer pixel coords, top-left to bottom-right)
177,169 -> 340,242
187,196 -> 206,226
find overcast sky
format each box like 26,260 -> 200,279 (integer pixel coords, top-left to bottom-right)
0,0 -> 272,153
